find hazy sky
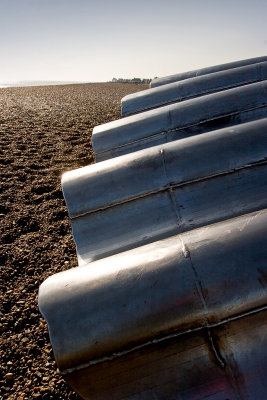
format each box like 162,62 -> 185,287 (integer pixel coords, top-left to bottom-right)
0,0 -> 266,83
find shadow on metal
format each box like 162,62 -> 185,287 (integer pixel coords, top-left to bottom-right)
39,58 -> 267,400
93,80 -> 267,161
63,119 -> 267,265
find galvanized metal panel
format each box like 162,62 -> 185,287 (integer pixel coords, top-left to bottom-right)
62,119 -> 267,264
212,311 -> 267,400
70,192 -> 178,264
69,164 -> 266,265
122,62 -> 267,117
92,81 -> 267,161
64,328 -> 237,400
150,55 -> 267,88
39,210 -> 267,378
39,59 -> 267,400
64,310 -> 267,400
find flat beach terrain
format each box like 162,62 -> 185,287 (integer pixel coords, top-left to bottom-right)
0,82 -> 148,399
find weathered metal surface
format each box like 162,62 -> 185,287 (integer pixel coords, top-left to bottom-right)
39,210 -> 267,399
39,60 -> 267,400
65,310 -> 267,400
150,55 -> 267,87
93,81 -> 267,161
63,119 -> 267,265
121,61 -> 267,117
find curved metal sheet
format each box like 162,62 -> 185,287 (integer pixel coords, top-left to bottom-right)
93,81 -> 267,161
64,310 -> 267,400
122,62 -> 267,117
39,58 -> 267,400
150,55 -> 267,88
63,119 -> 267,265
64,119 -> 267,218
39,209 -> 267,373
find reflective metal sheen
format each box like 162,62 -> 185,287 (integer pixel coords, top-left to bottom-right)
150,55 -> 267,87
63,119 -> 267,265
93,81 -> 267,161
39,210 -> 267,398
121,62 -> 267,117
39,59 -> 267,400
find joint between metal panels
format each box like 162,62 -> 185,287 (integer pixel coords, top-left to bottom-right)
60,304 -> 267,376
70,159 -> 267,220
178,236 -> 227,368
160,147 -> 182,226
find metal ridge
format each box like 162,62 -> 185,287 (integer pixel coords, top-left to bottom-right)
70,159 -> 267,221
60,304 -> 267,375
95,103 -> 267,157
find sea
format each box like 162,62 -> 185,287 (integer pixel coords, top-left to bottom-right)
0,81 -> 84,88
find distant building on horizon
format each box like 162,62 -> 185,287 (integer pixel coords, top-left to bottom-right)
111,77 -> 151,84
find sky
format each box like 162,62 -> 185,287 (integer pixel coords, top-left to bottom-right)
0,0 -> 266,83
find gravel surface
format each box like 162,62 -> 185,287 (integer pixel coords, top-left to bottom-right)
0,82 -> 148,399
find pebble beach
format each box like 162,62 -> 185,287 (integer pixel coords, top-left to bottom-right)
0,82 -> 148,399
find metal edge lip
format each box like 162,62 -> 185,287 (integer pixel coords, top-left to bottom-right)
60,304 -> 267,375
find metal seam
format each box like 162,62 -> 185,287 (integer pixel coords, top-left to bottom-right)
163,146 -> 226,369
95,103 -> 267,156
207,328 -> 226,368
178,236 -> 228,368
159,147 -> 168,181
160,147 -> 182,225
178,237 -> 208,313
60,304 -> 267,375
69,159 -> 267,220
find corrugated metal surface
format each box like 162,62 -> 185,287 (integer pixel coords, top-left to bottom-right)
39,209 -> 267,371
93,81 -> 267,161
65,309 -> 267,400
39,59 -> 267,399
63,119 -> 267,265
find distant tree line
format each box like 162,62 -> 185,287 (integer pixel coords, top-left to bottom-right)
111,77 -> 151,84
